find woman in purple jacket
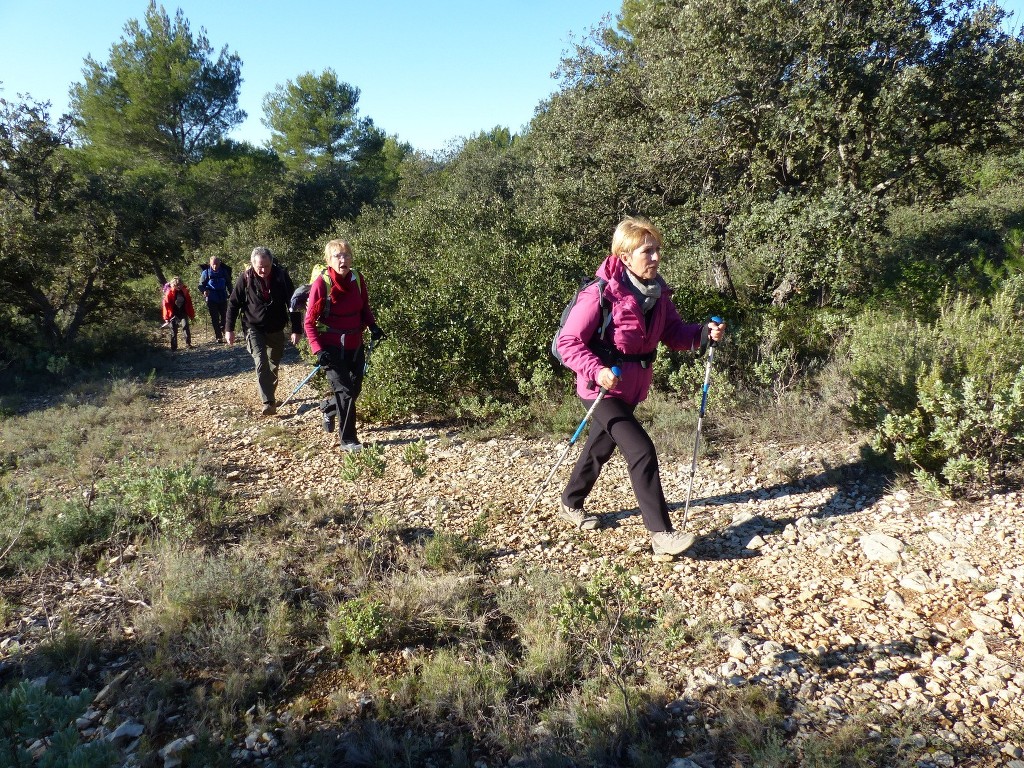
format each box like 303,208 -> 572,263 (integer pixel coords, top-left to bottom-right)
554,216 -> 726,555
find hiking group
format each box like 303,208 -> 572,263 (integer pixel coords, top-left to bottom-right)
162,215 -> 726,555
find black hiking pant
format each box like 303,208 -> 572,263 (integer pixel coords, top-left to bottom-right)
562,397 -> 673,533
170,315 -> 191,351
206,300 -> 227,341
320,346 -> 366,443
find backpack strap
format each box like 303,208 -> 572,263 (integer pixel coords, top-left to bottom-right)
589,278 -> 657,368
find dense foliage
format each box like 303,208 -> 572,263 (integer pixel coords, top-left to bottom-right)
3,0 -> 1024,490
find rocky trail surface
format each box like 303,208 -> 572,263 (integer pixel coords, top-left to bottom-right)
3,335 -> 1023,766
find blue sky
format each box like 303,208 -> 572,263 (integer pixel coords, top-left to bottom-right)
2,0 -> 1021,155
0,0 -> 619,154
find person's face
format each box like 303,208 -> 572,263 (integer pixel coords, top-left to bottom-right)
327,248 -> 352,277
251,255 -> 272,279
210,257 -> 220,268
619,237 -> 661,281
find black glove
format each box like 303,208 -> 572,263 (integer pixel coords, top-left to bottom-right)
316,350 -> 334,369
369,324 -> 386,342
699,323 -> 711,354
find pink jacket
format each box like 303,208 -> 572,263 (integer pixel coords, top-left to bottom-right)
555,254 -> 703,405
304,268 -> 376,354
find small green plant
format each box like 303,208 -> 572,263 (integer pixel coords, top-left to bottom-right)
327,597 -> 390,653
552,565 -> 657,725
401,439 -> 429,477
873,367 -> 1024,493
340,444 -> 386,483
0,682 -> 119,768
422,530 -> 482,572
102,464 -> 223,539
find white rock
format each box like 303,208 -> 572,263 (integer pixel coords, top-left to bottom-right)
969,611 -> 1004,633
898,673 -> 921,690
860,533 -> 904,563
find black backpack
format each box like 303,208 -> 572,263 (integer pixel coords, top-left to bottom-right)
551,278 -> 611,367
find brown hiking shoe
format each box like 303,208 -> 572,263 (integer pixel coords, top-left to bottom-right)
557,502 -> 599,530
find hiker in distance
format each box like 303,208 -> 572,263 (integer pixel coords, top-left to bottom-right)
225,247 -> 301,416
304,239 -> 385,452
198,255 -> 231,343
554,216 -> 726,556
161,276 -> 195,352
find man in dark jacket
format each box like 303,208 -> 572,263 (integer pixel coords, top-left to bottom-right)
226,246 -> 301,415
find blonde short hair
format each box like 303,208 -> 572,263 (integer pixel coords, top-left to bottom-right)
170,276 -> 184,289
611,216 -> 663,257
324,239 -> 352,259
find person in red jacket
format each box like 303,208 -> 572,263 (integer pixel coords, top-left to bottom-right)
304,239 -> 385,451
161,276 -> 196,351
554,216 -> 726,556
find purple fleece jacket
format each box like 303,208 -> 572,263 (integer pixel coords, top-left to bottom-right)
555,254 -> 703,405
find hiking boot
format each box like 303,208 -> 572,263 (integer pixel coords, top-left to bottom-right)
262,403 -> 277,416
650,530 -> 696,556
341,441 -> 363,453
322,411 -> 335,433
557,502 -> 599,530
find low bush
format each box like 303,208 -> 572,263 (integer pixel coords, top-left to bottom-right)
846,277 -> 1024,493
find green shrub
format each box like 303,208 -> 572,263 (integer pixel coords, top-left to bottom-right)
327,597 -> 390,654
874,367 -> 1024,491
847,278 -> 1024,492
100,464 -> 223,540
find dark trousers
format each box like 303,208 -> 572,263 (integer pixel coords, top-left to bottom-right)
206,301 -> 227,340
169,316 -> 191,351
245,328 -> 285,406
562,397 -> 673,533
320,346 -> 366,443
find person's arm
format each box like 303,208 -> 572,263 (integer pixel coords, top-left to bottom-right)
283,271 -> 301,339
185,288 -> 196,320
225,274 -> 244,343
303,277 -> 325,354
660,299 -> 704,351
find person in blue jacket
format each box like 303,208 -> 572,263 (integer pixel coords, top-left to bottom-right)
199,256 -> 231,343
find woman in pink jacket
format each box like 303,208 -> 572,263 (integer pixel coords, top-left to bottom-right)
304,239 -> 385,452
554,216 -> 726,555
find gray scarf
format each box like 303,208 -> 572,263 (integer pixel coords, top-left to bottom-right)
625,269 -> 662,313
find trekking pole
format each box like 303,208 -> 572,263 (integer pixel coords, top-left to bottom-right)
281,364 -> 322,408
524,365 -> 621,516
682,317 -> 724,531
363,338 -> 378,376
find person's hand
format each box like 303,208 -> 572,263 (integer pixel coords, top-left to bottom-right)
290,333 -> 299,345
596,366 -> 620,391
316,350 -> 334,369
708,319 -> 726,344
369,324 -> 386,342
225,331 -> 235,345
